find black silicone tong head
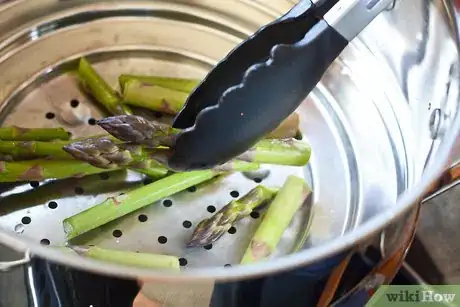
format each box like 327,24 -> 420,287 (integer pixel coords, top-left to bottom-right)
168,0 -> 392,171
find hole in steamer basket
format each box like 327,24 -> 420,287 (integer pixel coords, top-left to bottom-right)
163,199 -> 173,207
228,227 -> 237,234
21,216 -> 31,225
138,214 -> 148,222
179,258 -> 188,266
230,190 -> 239,198
182,220 -> 192,228
40,239 -> 50,245
70,99 -> 79,108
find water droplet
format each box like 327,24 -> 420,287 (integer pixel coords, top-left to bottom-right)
14,224 -> 24,234
115,239 -> 120,244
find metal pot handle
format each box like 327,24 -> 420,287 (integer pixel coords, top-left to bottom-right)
0,249 -> 31,272
422,160 -> 459,203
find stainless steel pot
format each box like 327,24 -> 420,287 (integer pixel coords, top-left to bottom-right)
0,0 -> 458,285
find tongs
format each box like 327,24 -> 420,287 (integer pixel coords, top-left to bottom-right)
168,0 -> 392,171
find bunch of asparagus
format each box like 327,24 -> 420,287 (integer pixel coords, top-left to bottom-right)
0,57 -> 314,269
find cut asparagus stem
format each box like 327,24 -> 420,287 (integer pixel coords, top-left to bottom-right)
97,115 -> 179,147
0,140 -> 73,159
63,246 -> 180,270
240,175 -> 311,264
63,136 -> 168,177
122,79 -> 189,115
0,126 -> 71,141
63,161 -> 260,240
188,185 -> 278,247
0,159 -> 120,182
119,74 -> 200,93
237,138 -> 311,166
266,113 -> 300,139
78,57 -> 132,115
148,138 -> 311,168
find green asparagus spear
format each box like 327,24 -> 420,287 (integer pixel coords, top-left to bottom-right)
0,140 -> 72,159
0,126 -> 71,141
97,115 -> 179,147
145,138 -> 311,168
0,159 -> 119,182
122,79 -> 189,115
238,138 -> 311,166
188,185 -> 278,247
240,175 -> 311,264
63,161 -> 260,240
62,136 -> 168,177
63,246 -> 180,270
266,113 -> 300,139
98,115 -> 311,166
119,74 -> 200,93
78,57 -> 132,115
118,74 -> 298,137
120,78 -> 300,138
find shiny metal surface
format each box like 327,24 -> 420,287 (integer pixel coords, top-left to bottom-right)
324,0 -> 393,41
0,0 -> 458,281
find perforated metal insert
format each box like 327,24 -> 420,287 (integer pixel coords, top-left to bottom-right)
0,51 -> 339,268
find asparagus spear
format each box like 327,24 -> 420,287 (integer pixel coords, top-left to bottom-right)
97,115 -> 179,147
240,175 -> 311,264
188,185 -> 278,247
117,73 -> 300,137
266,113 -> 300,139
98,115 -> 311,166
0,159 -> 119,182
119,79 -> 300,139
0,126 -> 71,141
63,160 -> 260,240
146,138 -> 311,168
238,138 -> 311,166
122,79 -> 189,115
119,74 -> 200,93
78,57 -> 132,115
0,140 -> 72,159
62,136 -> 168,177
62,246 -> 180,270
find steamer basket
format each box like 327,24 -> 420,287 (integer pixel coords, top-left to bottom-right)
0,0 -> 459,281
